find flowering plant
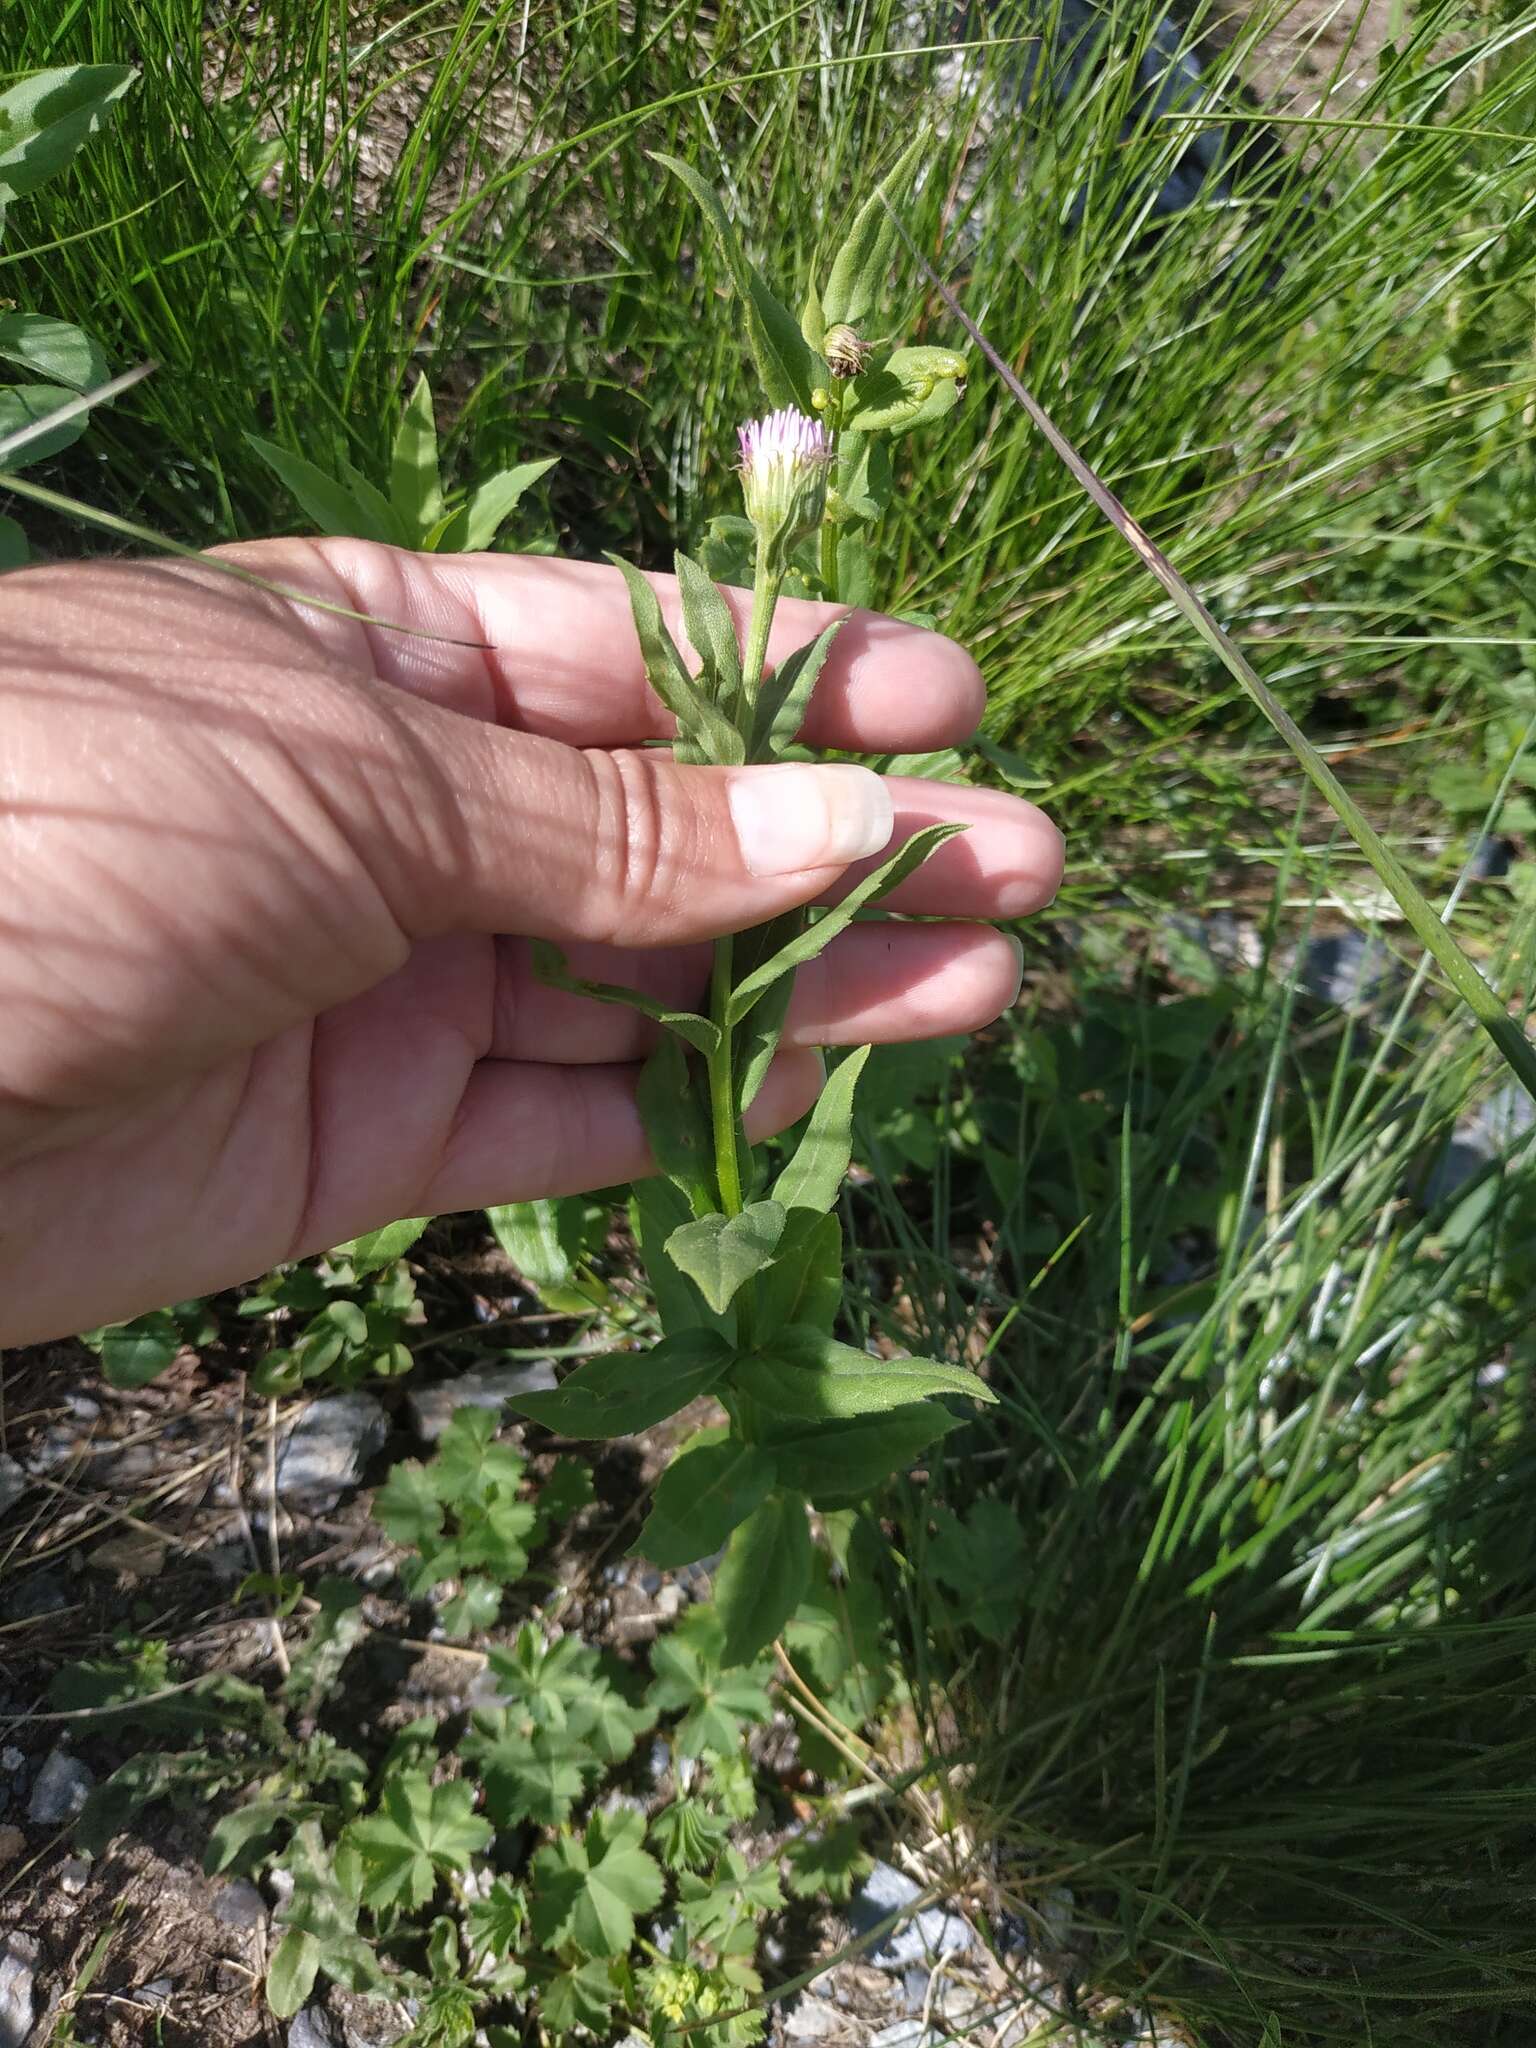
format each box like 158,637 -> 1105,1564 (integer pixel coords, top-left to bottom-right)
508,148 -> 982,1664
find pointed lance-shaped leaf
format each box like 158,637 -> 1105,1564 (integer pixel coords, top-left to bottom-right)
751,618 -> 843,762
605,552 -> 745,765
821,131 -> 929,329
727,822 -> 965,1025
529,938 -> 720,1056
733,1324 -> 998,1422
712,1492 -> 815,1667
507,1329 -> 735,1440
674,550 -> 743,720
390,374 -> 446,542
635,1433 -> 777,1568
771,1045 -> 871,1213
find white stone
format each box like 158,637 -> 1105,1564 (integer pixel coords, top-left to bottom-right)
27,1748 -> 94,1826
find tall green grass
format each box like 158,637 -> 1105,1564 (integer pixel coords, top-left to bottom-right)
851,850 -> 1536,2044
9,0 -> 1536,864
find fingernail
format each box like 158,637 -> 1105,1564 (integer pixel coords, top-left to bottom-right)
1004,931 -> 1025,1005
728,763 -> 894,877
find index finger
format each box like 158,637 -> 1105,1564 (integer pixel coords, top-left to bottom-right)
223,540 -> 987,753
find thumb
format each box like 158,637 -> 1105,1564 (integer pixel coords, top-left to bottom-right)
388,697 -> 896,948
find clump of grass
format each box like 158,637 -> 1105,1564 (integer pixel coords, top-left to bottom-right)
853,845 -> 1536,2043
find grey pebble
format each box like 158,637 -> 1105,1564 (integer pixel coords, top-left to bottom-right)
276,1393 -> 389,1510
213,1879 -> 267,1930
0,1933 -> 37,2048
406,1361 -> 557,1443
27,1748 -> 94,1826
288,2007 -> 341,2048
850,1861 -> 975,1971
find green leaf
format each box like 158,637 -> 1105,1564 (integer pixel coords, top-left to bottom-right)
727,823 -> 966,1024
665,1201 -> 786,1316
821,133 -> 929,329
94,1310 -> 181,1388
344,1774 -> 491,1912
0,383 -> 85,470
928,1498 -> 1032,1644
0,513 -> 28,568
734,1325 -> 997,1422
636,1029 -> 716,1203
801,279 -> 826,352
335,455 -> 411,546
674,550 -> 743,715
332,1215 -> 427,1276
630,1178 -> 733,1341
650,1798 -> 732,1872
605,551 -> 746,766
467,1877 -> 527,1962
487,1195 -> 585,1293
0,65 -> 135,202
530,1807 -> 665,1958
373,1460 -> 445,1548
433,1403 -> 528,1501
713,1494 -> 814,1666
728,909 -> 806,1115
531,936 -> 719,1055
785,1820 -> 873,1903
766,1403 -> 959,1502
205,1798 -> 302,1876
751,619 -> 843,761
651,151 -> 814,410
756,1209 -> 843,1339
648,1627 -> 774,1756
245,434 -> 401,544
772,1045 -> 871,1212
831,431 -> 893,524
438,1576 -> 502,1636
390,374 -> 446,542
0,312 -> 105,391
636,1435 -> 777,1568
266,1929 -> 320,2019
537,1958 -> 621,2034
508,1329 -> 734,1439
676,1845 -> 782,1944
441,456 -> 559,551
467,1721 -> 588,1828
842,346 -> 968,437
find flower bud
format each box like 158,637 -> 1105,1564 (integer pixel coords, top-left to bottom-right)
824,323 -> 873,378
736,407 -> 833,574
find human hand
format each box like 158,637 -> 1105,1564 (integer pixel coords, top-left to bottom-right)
0,542 -> 1063,1345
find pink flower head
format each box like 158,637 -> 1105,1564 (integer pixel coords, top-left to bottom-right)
736,408 -> 832,562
